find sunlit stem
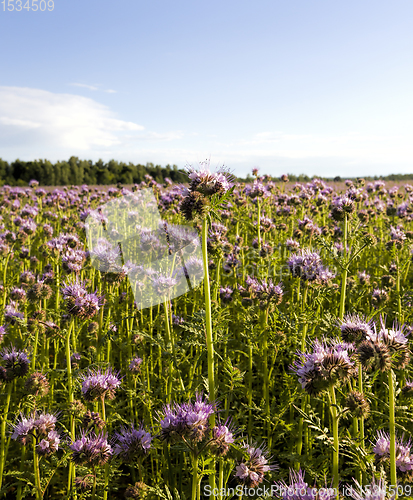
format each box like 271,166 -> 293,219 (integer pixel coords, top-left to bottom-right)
65,319 -> 75,497
33,432 -> 42,500
339,214 -> 348,320
388,369 -> 397,492
296,282 -> 309,464
0,382 -> 13,492
191,453 -> 198,500
202,217 -> 216,492
328,384 -> 339,493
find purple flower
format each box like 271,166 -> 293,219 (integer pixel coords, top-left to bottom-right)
287,249 -> 334,284
330,194 -> 355,221
235,441 -> 277,488
11,412 -> 60,454
241,276 -> 284,309
62,280 -> 104,319
371,288 -> 389,307
0,325 -> 8,344
273,468 -> 335,500
186,161 -> 233,196
373,431 -> 413,473
150,272 -> 178,295
34,413 -> 58,436
209,419 -> 235,456
69,431 -> 113,467
11,413 -> 36,445
285,239 -> 300,251
4,302 -> 24,324
344,478 -> 388,500
219,287 -> 234,304
172,314 -> 185,326
37,430 -> 60,456
113,424 -> 152,461
79,367 -> 122,402
338,313 -> 374,344
291,338 -> 355,395
159,393 -> 216,444
128,356 -> 143,374
1,346 -> 30,380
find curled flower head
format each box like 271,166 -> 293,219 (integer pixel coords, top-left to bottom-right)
338,313 -> 374,344
358,318 -> 410,371
235,441 -> 278,488
209,419 -> 236,457
291,338 -> 355,396
79,367 -> 122,402
113,423 -> 152,461
69,431 -> 113,467
287,249 -> 334,284
186,161 -> 233,196
159,393 -> 216,444
1,346 -> 30,380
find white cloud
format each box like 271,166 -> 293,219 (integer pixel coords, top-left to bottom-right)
69,83 -> 100,91
0,86 -> 145,155
69,83 -> 118,94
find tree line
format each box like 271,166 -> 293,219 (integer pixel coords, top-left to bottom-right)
0,157 -> 188,187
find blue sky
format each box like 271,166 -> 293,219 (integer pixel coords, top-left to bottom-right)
0,0 -> 412,178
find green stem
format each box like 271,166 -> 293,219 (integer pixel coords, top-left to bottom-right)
257,198 -> 261,248
396,250 -> 402,323
328,384 -> 339,492
296,283 -> 309,463
339,214 -> 348,320
248,340 -> 253,437
0,382 -> 13,493
202,217 -> 216,492
191,454 -> 198,500
218,458 -> 224,500
388,369 -> 397,491
91,467 -> 97,500
33,435 -> 42,500
65,320 -> 75,497
16,445 -> 26,500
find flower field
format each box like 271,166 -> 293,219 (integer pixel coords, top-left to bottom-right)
1,166 -> 413,499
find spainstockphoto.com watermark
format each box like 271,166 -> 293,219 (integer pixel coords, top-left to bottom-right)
204,484 -> 413,498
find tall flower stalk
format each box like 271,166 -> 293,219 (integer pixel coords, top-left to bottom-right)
180,161 -> 235,492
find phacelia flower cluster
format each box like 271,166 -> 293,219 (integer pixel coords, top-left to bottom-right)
0,346 -> 30,381
180,161 -> 233,221
357,318 -> 410,372
287,249 -> 335,285
79,366 -> 122,402
69,431 -> 113,467
273,468 -> 336,500
61,280 -> 105,320
238,276 -> 283,309
235,442 -> 277,488
291,338 -> 355,396
373,430 -> 413,473
159,393 -> 216,444
113,424 -> 152,461
11,412 -> 60,456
